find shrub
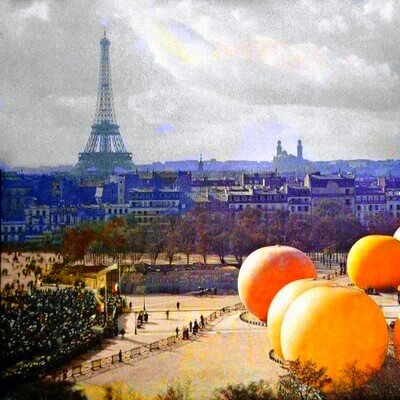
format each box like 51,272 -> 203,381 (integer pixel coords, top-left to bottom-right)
329,355 -> 400,400
278,358 -> 331,400
212,380 -> 275,400
158,380 -> 192,400
102,381 -> 147,400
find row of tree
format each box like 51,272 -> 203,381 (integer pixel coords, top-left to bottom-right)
61,200 -> 400,266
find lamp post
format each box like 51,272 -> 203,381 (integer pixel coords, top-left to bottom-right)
118,259 -> 121,292
104,272 -> 108,324
117,259 -> 122,308
134,311 -> 137,335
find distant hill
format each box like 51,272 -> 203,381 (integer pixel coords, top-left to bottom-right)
0,160 -> 12,171
0,162 -> 73,174
1,158 -> 399,177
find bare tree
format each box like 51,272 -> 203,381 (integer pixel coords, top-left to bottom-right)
278,358 -> 331,400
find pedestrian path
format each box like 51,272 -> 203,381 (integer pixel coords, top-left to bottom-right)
46,299 -> 243,382
81,312 -> 280,400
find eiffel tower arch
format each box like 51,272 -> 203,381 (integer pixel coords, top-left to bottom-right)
71,30 -> 135,179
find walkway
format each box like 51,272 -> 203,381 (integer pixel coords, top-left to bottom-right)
81,311 -> 281,400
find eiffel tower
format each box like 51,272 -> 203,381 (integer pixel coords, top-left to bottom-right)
72,30 -> 134,178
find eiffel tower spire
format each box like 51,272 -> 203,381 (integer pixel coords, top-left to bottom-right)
72,30 -> 134,178
93,28 -> 117,125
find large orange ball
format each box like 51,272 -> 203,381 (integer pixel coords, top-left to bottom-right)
267,278 -> 336,359
347,235 -> 400,290
238,245 -> 316,322
394,317 -> 400,362
281,286 -> 388,386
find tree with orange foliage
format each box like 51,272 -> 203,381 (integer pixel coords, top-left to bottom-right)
62,225 -> 95,264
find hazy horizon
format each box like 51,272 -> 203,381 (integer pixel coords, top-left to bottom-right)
1,0 -> 400,167
3,154 -> 399,171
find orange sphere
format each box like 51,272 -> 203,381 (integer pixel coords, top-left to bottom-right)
238,245 -> 316,322
347,235 -> 400,290
281,286 -> 388,386
394,227 -> 400,241
267,278 -> 336,359
394,317 -> 400,362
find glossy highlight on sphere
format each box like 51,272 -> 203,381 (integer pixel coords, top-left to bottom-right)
347,235 -> 400,290
238,245 -> 316,322
267,278 -> 335,359
281,286 -> 389,386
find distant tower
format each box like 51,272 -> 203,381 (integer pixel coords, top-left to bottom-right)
277,140 -> 283,156
297,139 -> 303,161
72,30 -> 134,178
198,153 -> 204,173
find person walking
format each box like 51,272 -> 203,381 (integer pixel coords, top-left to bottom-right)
189,320 -> 193,333
175,327 -> 179,338
118,349 -> 122,363
166,310 -> 169,319
176,301 -> 180,311
200,314 -> 205,328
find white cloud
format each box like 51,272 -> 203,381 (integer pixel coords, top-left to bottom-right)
363,0 -> 394,22
17,1 -> 49,21
318,15 -> 348,34
1,0 -> 400,167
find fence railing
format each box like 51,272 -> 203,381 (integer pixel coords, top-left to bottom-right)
239,311 -> 267,327
46,302 -> 244,382
268,349 -> 287,366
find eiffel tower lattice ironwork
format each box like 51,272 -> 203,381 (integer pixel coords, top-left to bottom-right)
72,30 -> 134,178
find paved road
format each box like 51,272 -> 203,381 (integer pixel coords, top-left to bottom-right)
82,312 -> 281,399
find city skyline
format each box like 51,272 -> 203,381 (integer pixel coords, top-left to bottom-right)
1,1 -> 400,167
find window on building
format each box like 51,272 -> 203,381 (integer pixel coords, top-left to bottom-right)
357,205 -> 361,211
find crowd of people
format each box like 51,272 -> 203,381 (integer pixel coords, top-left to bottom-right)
0,287 -> 101,382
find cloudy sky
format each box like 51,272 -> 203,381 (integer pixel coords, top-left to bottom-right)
1,0 -> 399,167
